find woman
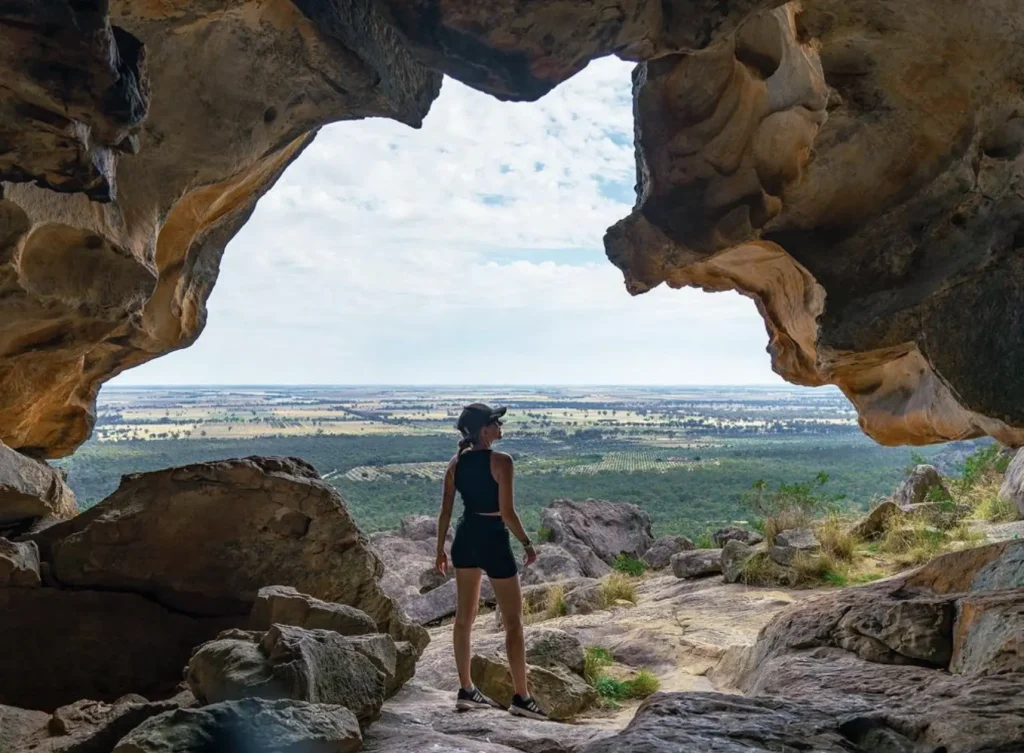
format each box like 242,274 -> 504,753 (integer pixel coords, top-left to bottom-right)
435,402 -> 548,720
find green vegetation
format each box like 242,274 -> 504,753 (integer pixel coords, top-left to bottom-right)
741,472 -> 844,548
612,553 -> 646,577
537,526 -> 554,543
583,647 -> 659,705
693,529 -> 716,549
544,585 -> 568,619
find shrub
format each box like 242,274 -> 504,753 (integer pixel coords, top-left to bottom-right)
815,514 -> 857,562
544,585 -> 567,619
601,572 -> 637,605
694,529 -> 716,549
593,671 -> 660,701
742,472 -> 845,548
880,515 -> 948,566
613,553 -> 646,577
537,526 -> 554,543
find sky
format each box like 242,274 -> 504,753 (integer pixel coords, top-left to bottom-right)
115,58 -> 782,386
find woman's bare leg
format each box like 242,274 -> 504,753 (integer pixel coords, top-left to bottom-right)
453,567 -> 483,689
490,575 -> 528,697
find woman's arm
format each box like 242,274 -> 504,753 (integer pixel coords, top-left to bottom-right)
435,458 -> 457,570
493,453 -> 532,549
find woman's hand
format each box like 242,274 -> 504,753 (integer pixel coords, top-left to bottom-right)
523,544 -> 537,567
435,549 -> 449,575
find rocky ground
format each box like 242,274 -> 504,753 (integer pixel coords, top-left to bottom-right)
1,451 -> 1022,752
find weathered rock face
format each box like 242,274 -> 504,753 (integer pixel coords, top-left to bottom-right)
711,526 -> 764,548
470,654 -> 597,721
768,527 -> 820,566
604,0 -> 1024,447
540,498 -> 654,567
642,534 -> 695,570
249,586 -> 378,637
31,456 -> 427,651
893,465 -> 949,509
7,2 -> 1024,450
0,441 -> 76,529
0,537 -> 40,587
186,625 -> 386,724
17,696 -> 184,753
998,448 -> 1024,520
0,2 -> 441,459
521,544 -> 590,585
112,698 -> 362,753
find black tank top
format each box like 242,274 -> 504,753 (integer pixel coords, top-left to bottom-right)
454,450 -> 500,515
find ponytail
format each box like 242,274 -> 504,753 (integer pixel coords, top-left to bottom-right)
456,429 -> 479,457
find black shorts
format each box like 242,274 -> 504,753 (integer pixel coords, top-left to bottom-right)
451,514 -> 518,579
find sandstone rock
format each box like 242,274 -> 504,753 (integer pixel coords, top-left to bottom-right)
540,499 -> 654,567
398,514 -> 447,542
111,698 -> 362,753
0,537 -> 40,587
720,540 -> 757,584
836,598 -> 954,667
893,466 -> 950,509
1,4 -> 441,459
641,535 -> 695,570
346,634 -> 416,698
769,528 -> 820,567
471,655 -> 596,721
371,528 -> 451,603
0,441 -> 76,528
33,457 -> 426,652
521,543 -> 589,585
583,692 -> 860,753
0,587 -> 229,710
998,448 -> 1024,520
0,704 -> 48,752
186,625 -> 386,724
671,549 -> 723,579
904,540 -> 1024,594
711,526 -> 764,548
23,696 -> 181,753
495,578 -> 594,628
524,629 -> 587,678
563,581 -> 607,616
850,500 -> 902,540
399,577 -> 496,626
951,591 -> 1024,675
249,586 -> 377,636
0,3 -> 148,200
418,566 -> 451,594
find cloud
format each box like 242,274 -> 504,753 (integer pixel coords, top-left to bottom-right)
114,58 -> 782,386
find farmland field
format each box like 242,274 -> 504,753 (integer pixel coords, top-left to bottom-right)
59,385 -> 989,537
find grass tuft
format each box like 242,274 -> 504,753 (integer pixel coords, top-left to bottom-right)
815,514 -> 858,562
600,572 -> 637,605
972,493 -> 1018,523
694,529 -> 716,549
584,646 -> 614,686
537,526 -> 554,543
584,646 -> 660,704
613,553 -> 646,577
544,584 -> 567,619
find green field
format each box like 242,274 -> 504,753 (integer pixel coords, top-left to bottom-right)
59,384 -> 983,539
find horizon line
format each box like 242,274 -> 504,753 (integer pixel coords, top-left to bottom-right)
103,382 -> 831,389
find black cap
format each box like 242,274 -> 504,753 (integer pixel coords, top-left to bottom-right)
456,403 -> 507,436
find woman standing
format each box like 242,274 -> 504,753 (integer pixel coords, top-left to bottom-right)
435,403 -> 548,720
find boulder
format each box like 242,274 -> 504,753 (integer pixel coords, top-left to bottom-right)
249,586 -> 377,636
521,543 -> 589,585
850,500 -> 902,541
495,578 -> 594,627
524,629 -> 587,678
0,441 -> 76,529
563,581 -> 607,616
111,698 -> 362,753
641,535 -> 695,570
186,625 -> 386,723
671,549 -> 723,579
0,704 -> 48,752
836,599 -> 954,667
540,499 -> 654,566
20,697 -> 182,753
345,634 -> 417,698
0,537 -> 40,587
769,529 -> 820,567
398,515 -> 448,542
471,655 -> 596,720
0,587 -> 229,710
951,592 -> 1024,676
371,529 -> 452,601
720,540 -> 757,584
400,577 -> 495,626
998,449 -> 1024,520
32,457 -> 427,652
711,526 -> 764,548
893,465 -> 950,509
